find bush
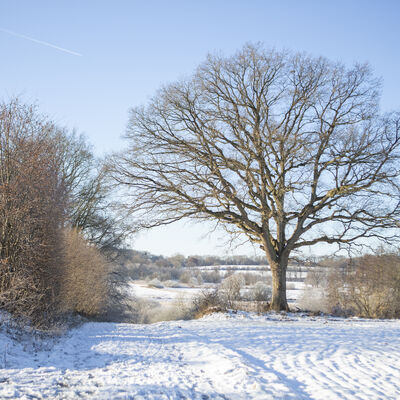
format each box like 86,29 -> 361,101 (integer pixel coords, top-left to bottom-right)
191,289 -> 226,318
0,100 -> 66,328
179,270 -> 193,284
131,299 -> 160,324
131,295 -> 194,324
247,282 -> 271,314
59,229 -> 111,318
242,272 -> 263,286
298,285 -> 330,314
163,280 -> 183,288
326,254 -> 400,318
147,278 -> 164,288
0,100 -> 130,329
219,274 -> 245,309
201,270 -> 222,283
251,282 -> 272,302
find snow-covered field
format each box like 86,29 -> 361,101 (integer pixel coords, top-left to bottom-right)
128,282 -> 204,303
127,279 -> 305,306
1,312 -> 400,399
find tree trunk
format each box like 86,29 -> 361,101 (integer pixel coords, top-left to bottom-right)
270,260 -> 289,311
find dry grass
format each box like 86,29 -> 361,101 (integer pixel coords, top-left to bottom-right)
59,229 -> 110,317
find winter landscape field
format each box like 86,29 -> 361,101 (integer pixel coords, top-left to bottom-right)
1,312 -> 399,399
1,264 -> 400,400
2,2 -> 400,400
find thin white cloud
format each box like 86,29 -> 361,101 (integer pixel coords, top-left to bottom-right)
0,27 -> 82,56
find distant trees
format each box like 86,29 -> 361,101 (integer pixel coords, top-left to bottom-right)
110,44 -> 400,311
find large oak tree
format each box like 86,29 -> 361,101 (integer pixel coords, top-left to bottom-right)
110,45 -> 400,311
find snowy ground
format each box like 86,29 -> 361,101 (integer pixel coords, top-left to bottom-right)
1,312 -> 400,399
129,282 -> 203,303
127,280 -> 305,306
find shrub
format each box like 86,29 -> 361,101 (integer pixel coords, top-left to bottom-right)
201,269 -> 222,283
0,100 -> 66,328
131,299 -> 160,324
251,282 -> 272,302
179,270 -> 193,284
247,282 -> 271,314
163,280 -> 183,288
130,295 -> 194,324
59,229 -> 110,318
241,272 -> 262,286
147,278 -> 164,288
298,285 -> 330,314
327,254 -> 400,318
219,274 -> 245,309
192,289 -> 226,318
326,254 -> 400,318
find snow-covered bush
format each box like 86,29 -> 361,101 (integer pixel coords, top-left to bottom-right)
131,299 -> 160,324
298,286 -> 330,314
251,282 -> 272,302
219,274 -> 245,309
246,282 -> 272,314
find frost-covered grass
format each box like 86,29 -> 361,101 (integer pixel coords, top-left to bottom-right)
1,312 -> 399,399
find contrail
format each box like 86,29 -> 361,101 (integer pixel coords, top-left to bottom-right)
0,27 -> 82,56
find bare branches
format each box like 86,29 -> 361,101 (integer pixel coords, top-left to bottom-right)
0,99 -> 66,325
112,45 -> 399,252
110,45 -> 400,310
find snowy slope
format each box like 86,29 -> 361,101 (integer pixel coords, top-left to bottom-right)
1,313 -> 400,399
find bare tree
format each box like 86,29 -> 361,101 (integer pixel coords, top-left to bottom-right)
110,44 -> 400,311
55,130 -> 128,254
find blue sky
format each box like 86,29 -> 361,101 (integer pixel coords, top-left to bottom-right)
1,0 -> 399,256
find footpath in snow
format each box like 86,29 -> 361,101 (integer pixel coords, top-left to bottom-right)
1,312 -> 400,399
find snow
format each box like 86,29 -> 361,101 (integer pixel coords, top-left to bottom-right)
128,282 -> 203,303
128,280 -> 305,306
1,313 -> 400,399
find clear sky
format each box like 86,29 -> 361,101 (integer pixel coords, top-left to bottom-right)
1,0 -> 399,256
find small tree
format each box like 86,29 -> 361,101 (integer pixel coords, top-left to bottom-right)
110,44 -> 400,311
55,130 -> 128,255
